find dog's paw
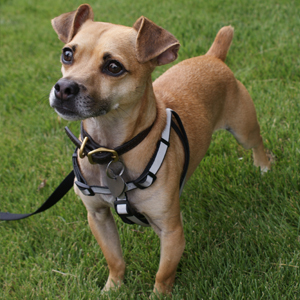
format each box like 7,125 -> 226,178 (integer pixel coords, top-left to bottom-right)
260,166 -> 270,174
149,291 -> 164,300
260,150 -> 275,174
102,278 -> 123,293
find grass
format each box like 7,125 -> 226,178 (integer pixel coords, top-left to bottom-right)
0,0 -> 300,298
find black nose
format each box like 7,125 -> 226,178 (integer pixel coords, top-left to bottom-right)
54,79 -> 80,101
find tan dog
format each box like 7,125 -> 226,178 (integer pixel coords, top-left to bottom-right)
49,4 -> 271,295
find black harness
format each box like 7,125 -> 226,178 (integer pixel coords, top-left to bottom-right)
0,109 -> 189,224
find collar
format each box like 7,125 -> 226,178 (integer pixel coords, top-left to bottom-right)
65,121 -> 154,165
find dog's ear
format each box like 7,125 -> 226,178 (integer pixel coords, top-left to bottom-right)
133,17 -> 180,66
51,4 -> 94,43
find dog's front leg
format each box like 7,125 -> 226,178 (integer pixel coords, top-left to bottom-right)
152,212 -> 185,295
87,208 -> 125,291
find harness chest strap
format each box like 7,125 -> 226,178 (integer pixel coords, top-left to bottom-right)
117,109 -> 190,226
73,108 -> 173,196
73,108 -> 190,227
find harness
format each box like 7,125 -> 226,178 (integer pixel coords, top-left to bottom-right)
0,109 -> 189,225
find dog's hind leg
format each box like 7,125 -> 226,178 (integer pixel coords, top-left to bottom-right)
87,209 -> 125,291
223,80 -> 271,171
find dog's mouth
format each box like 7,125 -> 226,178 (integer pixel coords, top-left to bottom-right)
49,85 -> 112,121
55,105 -> 75,114
50,95 -> 83,120
51,98 -> 109,121
53,104 -> 76,114
53,105 -> 81,121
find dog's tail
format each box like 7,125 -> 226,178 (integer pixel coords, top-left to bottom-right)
206,26 -> 234,62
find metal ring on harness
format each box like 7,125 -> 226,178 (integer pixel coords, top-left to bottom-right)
87,147 -> 119,164
79,136 -> 89,158
106,160 -> 125,179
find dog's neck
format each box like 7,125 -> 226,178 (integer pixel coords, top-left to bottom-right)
82,77 -> 160,150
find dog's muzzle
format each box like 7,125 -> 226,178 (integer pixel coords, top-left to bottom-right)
49,78 -> 82,120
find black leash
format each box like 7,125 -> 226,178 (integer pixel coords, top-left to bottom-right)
0,171 -> 74,221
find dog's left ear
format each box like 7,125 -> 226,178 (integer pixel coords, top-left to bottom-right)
133,17 -> 180,66
52,4 -> 94,43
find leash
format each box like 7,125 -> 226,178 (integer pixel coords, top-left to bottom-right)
0,109 -> 189,225
0,171 -> 74,221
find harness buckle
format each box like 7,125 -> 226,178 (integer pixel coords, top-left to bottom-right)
75,181 -> 95,196
114,194 -> 150,226
134,171 -> 157,189
78,137 -> 119,164
87,147 -> 119,164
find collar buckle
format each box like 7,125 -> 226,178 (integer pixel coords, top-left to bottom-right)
79,136 -> 89,158
87,147 -> 119,164
78,136 -> 119,164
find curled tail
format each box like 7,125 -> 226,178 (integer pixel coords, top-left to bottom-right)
206,26 -> 234,62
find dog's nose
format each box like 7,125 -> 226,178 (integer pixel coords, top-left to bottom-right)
54,79 -> 79,101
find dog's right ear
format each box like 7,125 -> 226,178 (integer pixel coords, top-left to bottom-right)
51,4 -> 94,43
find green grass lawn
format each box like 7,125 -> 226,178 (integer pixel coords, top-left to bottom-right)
1,0 -> 300,299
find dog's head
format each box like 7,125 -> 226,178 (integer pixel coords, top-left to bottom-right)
49,4 -> 180,121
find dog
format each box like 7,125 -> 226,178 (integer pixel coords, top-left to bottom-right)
49,4 -> 271,295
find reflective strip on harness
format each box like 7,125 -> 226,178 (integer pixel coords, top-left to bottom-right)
128,109 -> 172,190
114,193 -> 150,227
116,203 -> 128,215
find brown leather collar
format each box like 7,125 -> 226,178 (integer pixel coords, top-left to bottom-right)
65,122 -> 154,165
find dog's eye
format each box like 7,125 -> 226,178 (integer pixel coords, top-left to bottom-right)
62,48 -> 73,64
108,62 -> 122,74
103,60 -> 126,76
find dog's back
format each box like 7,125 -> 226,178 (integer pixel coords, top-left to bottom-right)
153,26 -> 235,117
154,25 -> 270,176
